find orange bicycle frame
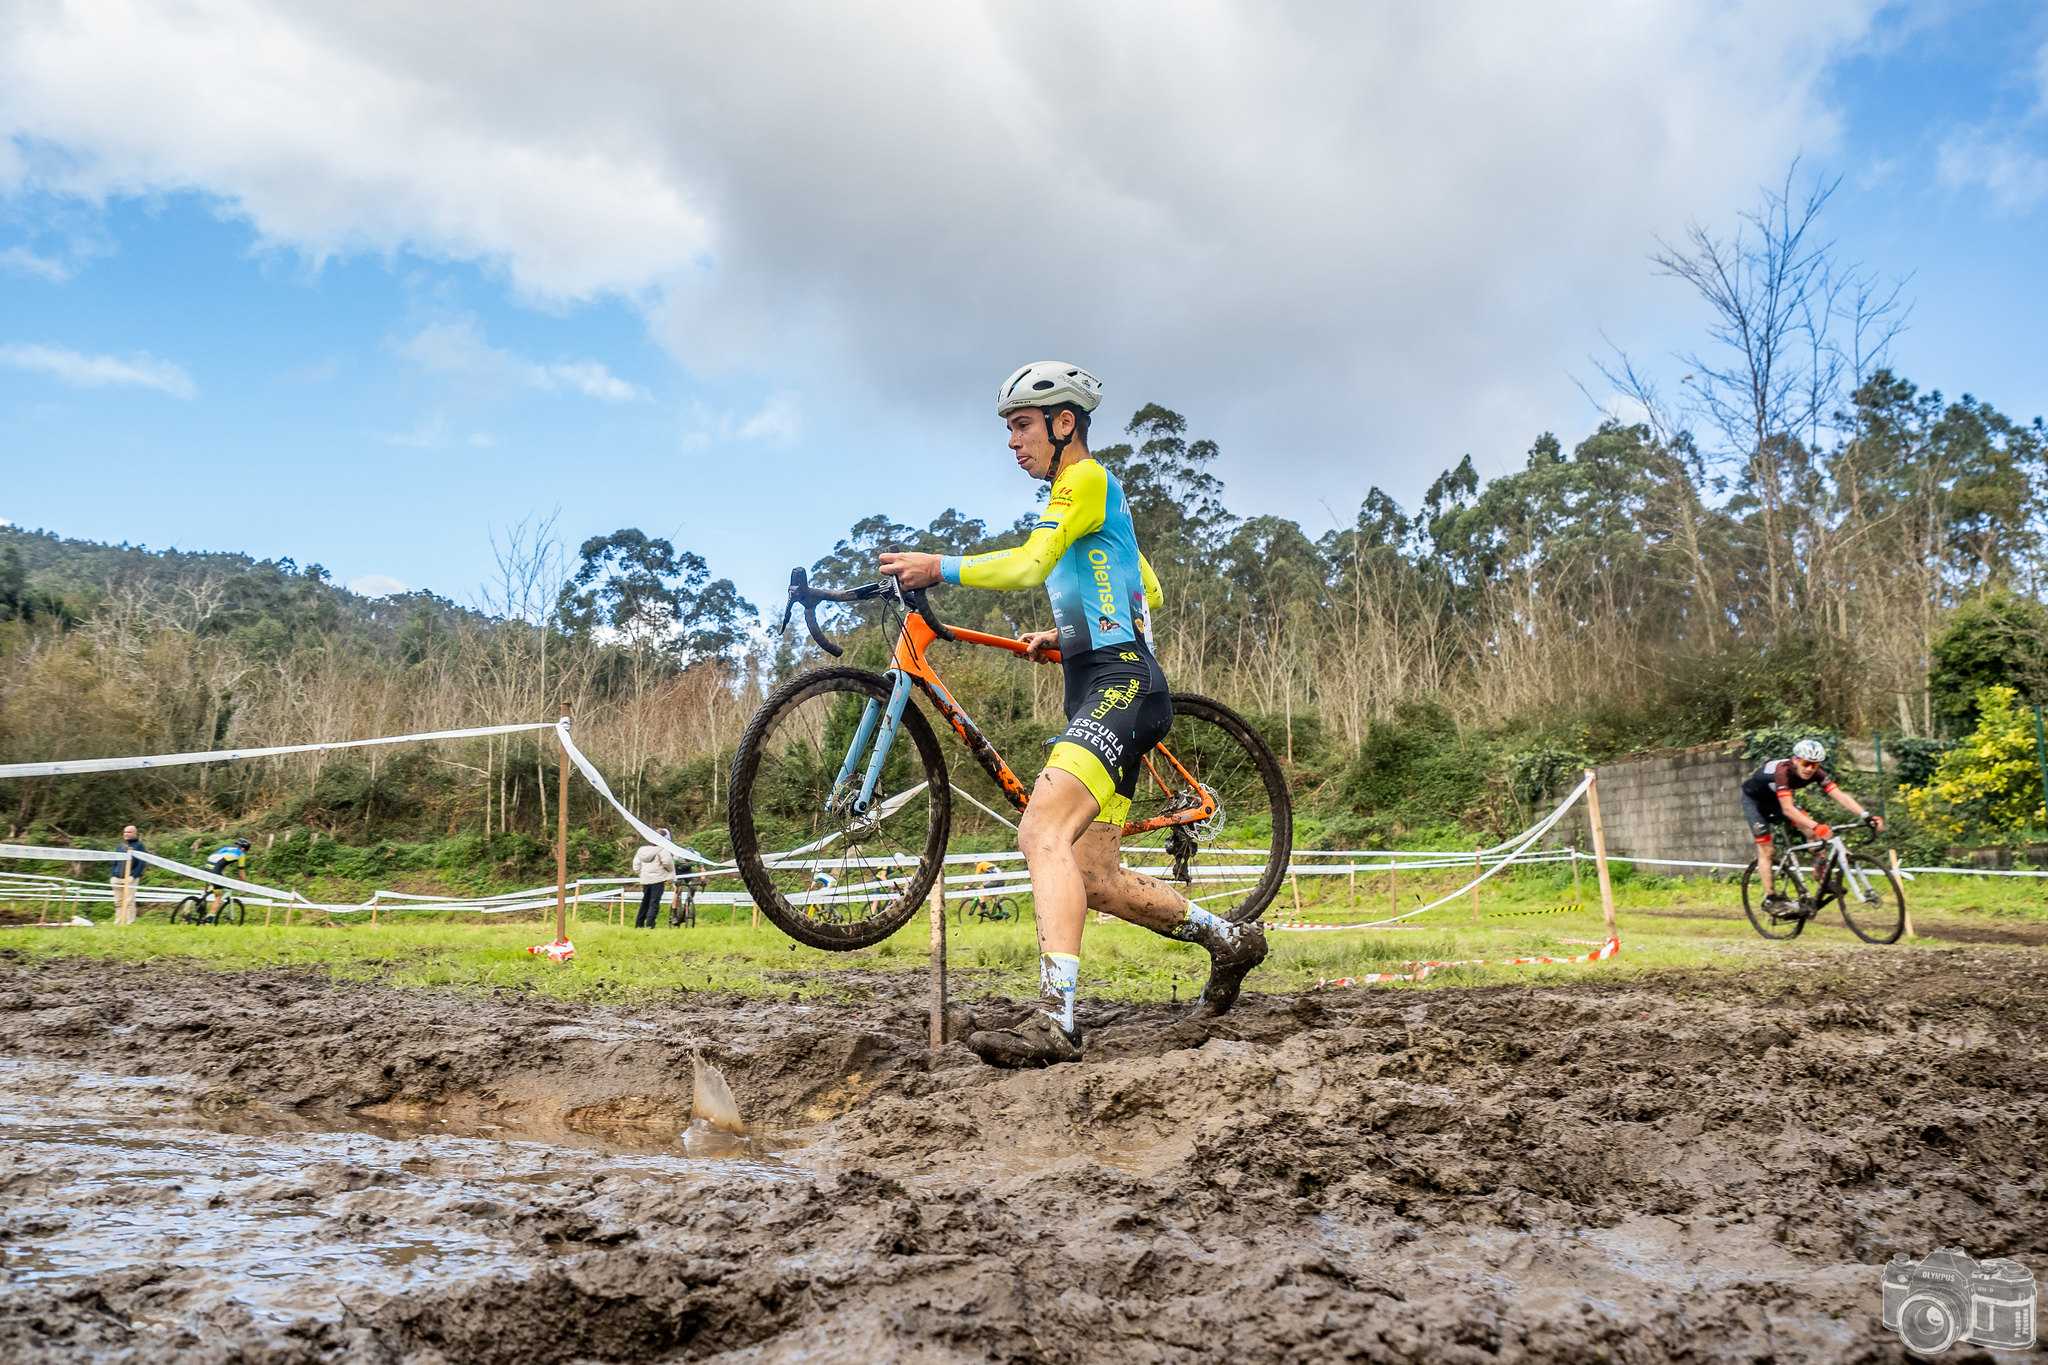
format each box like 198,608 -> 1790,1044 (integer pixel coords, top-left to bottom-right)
887,612 -> 1215,836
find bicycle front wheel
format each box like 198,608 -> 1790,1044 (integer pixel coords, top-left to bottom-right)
1740,859 -> 1805,940
1837,852 -> 1906,945
220,897 -> 246,926
1121,692 -> 1292,925
728,667 -> 952,950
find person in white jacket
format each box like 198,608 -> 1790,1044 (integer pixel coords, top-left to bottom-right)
631,829 -> 675,929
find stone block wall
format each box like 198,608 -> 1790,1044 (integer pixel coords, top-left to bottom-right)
1547,744 -> 1755,876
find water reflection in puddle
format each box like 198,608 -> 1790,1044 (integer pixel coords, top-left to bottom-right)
0,1057 -> 798,1323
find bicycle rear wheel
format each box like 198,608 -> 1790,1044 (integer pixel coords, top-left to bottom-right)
1740,859 -> 1806,940
728,666 -> 952,950
1121,693 -> 1291,925
171,894 -> 206,926
1836,851 -> 1905,945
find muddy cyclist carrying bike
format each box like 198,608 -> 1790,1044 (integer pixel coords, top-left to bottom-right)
876,361 -> 1268,1068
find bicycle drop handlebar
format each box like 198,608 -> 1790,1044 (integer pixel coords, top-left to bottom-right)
780,567 -> 954,658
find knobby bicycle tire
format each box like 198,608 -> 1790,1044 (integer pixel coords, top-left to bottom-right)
1150,693 -> 1292,925
1739,858 -> 1806,940
219,897 -> 247,927
171,894 -> 206,926
1832,851 -> 1906,945
728,666 -> 952,950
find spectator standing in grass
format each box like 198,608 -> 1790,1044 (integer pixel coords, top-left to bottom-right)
110,824 -> 146,925
632,830 -> 675,929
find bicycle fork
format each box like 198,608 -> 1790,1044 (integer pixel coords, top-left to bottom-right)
827,670 -> 915,817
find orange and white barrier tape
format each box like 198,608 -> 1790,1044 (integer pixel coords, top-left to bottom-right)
1315,935 -> 1619,989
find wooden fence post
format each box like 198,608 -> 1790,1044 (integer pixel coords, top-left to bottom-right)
1584,771 -> 1618,942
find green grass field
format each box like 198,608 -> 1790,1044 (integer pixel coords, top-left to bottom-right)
4,858 -> 2040,1005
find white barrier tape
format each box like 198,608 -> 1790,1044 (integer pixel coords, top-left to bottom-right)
1898,865 -> 2048,878
1316,935 -> 1621,988
0,844 -> 303,901
0,721 -> 556,780
552,720 -> 717,868
952,786 -> 1019,830
1268,775 -> 1593,933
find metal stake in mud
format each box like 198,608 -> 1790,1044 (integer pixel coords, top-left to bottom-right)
928,875 -> 947,1052
555,707 -> 571,944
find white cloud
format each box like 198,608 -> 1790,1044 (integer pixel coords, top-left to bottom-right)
398,318 -> 644,401
0,342 -> 196,398
681,392 -> 801,451
346,573 -> 408,598
0,246 -> 72,281
1937,129 -> 2048,212
377,412 -> 501,449
0,517 -> 13,528
0,2 -> 1892,494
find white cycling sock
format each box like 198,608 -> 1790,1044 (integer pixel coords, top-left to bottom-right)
1169,904 -> 1241,947
1040,952 -> 1079,1033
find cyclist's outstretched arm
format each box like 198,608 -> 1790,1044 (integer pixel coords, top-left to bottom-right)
1775,790 -> 1822,837
940,462 -> 1107,592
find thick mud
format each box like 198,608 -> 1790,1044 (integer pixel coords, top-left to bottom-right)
2,946 -> 2044,1363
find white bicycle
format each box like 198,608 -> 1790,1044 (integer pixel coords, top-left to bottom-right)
1740,817 -> 1905,944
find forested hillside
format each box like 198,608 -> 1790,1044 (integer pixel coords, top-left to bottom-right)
4,181 -> 2045,860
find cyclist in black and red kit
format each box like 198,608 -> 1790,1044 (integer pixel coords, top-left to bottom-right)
1740,739 -> 1883,907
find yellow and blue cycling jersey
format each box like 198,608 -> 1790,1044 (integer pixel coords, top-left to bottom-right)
939,457 -> 1172,823
939,458 -> 1162,657
205,844 -> 247,874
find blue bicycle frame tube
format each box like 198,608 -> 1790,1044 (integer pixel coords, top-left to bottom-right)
827,697 -> 884,814
855,670 -> 915,814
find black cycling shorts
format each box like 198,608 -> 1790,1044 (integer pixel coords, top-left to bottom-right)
1739,790 -> 1787,840
1044,644 -> 1173,825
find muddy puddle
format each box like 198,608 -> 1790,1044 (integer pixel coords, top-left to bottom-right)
3,946 -> 2044,1362
0,1058 -> 794,1332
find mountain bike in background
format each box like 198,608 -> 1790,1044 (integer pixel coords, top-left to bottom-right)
170,891 -> 246,925
1740,817 -> 1905,943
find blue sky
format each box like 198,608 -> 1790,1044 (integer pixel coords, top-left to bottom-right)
2,2 -> 2043,621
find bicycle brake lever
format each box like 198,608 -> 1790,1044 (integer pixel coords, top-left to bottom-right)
784,566 -> 843,657
779,568 -> 803,636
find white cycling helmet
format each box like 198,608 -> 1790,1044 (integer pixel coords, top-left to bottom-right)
1792,739 -> 1826,762
996,361 -> 1103,417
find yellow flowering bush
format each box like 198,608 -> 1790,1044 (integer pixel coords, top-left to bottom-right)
1904,685 -> 2048,840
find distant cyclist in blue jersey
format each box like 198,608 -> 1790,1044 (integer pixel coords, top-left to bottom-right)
881,361 -> 1266,1068
202,836 -> 253,917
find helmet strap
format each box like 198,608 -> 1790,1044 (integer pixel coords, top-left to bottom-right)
1043,406 -> 1075,473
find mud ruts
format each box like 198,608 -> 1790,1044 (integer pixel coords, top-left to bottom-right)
1,946 -> 2044,1363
